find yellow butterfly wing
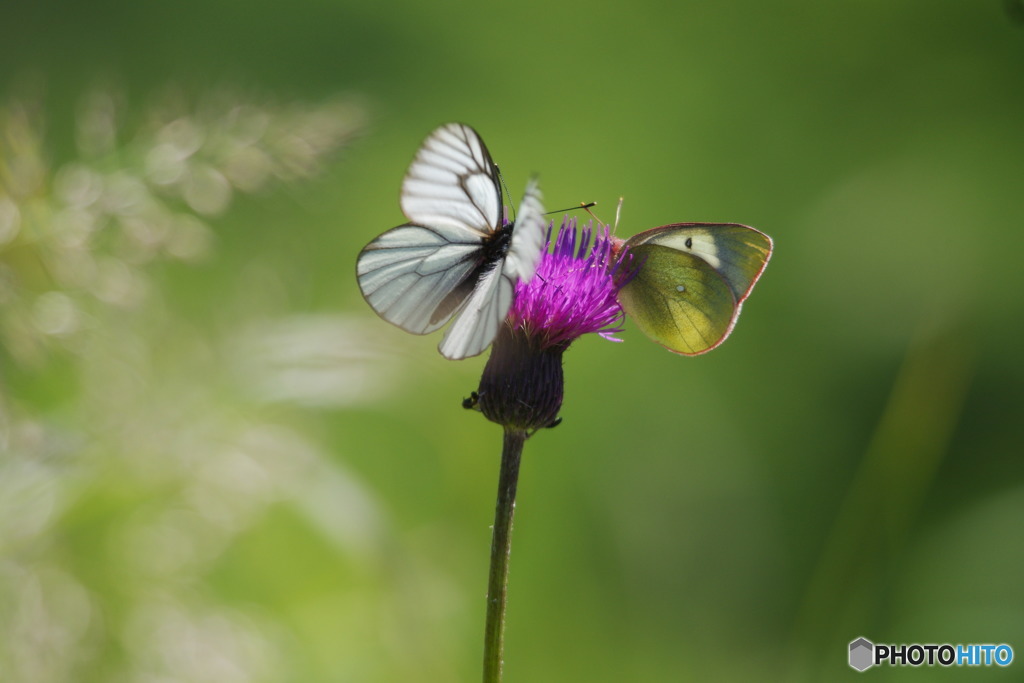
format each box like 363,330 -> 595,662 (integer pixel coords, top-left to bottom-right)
618,223 -> 772,355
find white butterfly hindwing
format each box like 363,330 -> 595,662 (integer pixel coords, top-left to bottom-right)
437,260 -> 512,360
357,223 -> 483,335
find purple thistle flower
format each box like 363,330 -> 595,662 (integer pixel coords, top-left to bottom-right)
474,217 -> 629,432
468,216 -> 634,683
508,217 -> 627,348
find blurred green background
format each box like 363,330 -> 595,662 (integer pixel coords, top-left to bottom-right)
2,0 -> 1023,681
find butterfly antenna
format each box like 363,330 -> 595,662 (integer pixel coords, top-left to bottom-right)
495,165 -> 515,224
582,202 -> 604,224
598,194 -> 622,235
544,201 -> 597,216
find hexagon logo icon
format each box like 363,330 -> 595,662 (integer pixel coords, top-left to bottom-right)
849,637 -> 874,671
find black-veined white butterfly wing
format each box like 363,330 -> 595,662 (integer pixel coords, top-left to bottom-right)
357,123 -> 504,335
357,122 -> 546,359
356,223 -> 485,335
401,123 -> 502,235
503,177 -> 545,282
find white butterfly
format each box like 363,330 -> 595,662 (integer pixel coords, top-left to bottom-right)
356,123 -> 546,359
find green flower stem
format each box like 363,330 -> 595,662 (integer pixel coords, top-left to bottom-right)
482,427 -> 527,683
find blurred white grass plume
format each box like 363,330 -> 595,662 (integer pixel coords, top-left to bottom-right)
121,597 -> 286,683
0,564 -> 96,683
0,84 -> 365,364
231,313 -> 409,408
0,84 -> 404,682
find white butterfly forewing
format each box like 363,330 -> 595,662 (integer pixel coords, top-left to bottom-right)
401,123 -> 502,235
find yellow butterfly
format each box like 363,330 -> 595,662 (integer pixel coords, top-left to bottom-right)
615,223 -> 773,355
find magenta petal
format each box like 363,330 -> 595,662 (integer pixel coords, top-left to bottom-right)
508,218 -> 626,349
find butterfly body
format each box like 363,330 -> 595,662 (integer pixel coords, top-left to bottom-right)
480,222 -> 514,263
615,222 -> 772,355
356,123 -> 545,360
